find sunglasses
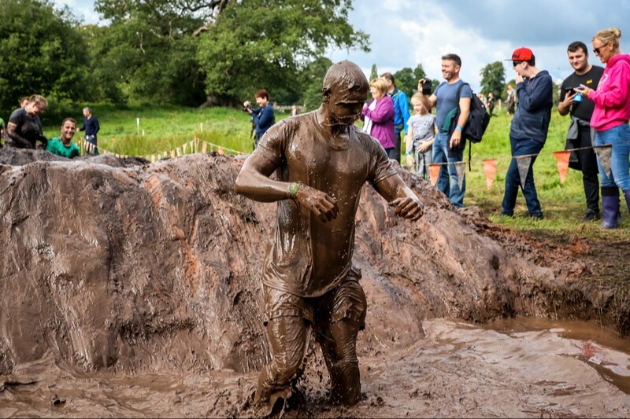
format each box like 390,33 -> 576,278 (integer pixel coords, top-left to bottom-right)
593,42 -> 610,55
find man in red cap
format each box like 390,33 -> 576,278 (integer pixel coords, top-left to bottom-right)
501,47 -> 553,219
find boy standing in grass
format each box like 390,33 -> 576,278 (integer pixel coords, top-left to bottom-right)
501,47 -> 553,220
406,93 -> 437,180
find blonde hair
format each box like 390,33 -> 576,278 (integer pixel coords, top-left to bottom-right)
593,28 -> 622,51
411,92 -> 424,104
369,78 -> 388,97
28,94 -> 48,109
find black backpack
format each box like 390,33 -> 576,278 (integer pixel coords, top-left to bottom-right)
446,82 -> 490,143
443,82 -> 491,168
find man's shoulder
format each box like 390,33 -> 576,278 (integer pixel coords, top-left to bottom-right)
46,138 -> 61,151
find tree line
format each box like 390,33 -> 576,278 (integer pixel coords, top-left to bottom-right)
1,0 -> 536,120
0,0 -> 371,118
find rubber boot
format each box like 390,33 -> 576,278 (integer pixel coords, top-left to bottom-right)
601,187 -> 620,229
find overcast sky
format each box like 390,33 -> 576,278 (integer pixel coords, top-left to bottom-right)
56,0 -> 629,92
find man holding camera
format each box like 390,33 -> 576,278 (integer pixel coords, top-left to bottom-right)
244,89 -> 275,149
558,41 -> 604,222
417,53 -> 472,209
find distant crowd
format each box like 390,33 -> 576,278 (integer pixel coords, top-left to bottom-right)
354,27 -> 630,228
0,95 -> 100,159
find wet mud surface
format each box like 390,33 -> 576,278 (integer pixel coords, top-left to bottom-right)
0,148 -> 629,417
2,318 -> 630,418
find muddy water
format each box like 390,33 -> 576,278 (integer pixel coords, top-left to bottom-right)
2,318 -> 629,418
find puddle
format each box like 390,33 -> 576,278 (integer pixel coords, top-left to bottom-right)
483,317 -> 630,395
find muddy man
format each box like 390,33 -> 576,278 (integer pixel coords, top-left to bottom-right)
235,60 -> 423,407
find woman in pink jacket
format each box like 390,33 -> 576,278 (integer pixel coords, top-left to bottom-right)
361,78 -> 396,159
580,28 -> 630,229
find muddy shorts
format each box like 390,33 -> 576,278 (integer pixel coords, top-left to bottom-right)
263,266 -> 367,330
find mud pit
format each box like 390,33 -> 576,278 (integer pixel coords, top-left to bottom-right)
0,148 -> 629,417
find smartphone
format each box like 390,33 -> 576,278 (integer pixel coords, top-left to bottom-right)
565,87 -> 579,95
422,80 -> 432,95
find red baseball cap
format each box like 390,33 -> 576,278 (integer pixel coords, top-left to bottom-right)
509,47 -> 534,61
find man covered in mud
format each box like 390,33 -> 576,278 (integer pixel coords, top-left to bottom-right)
235,60 -> 423,408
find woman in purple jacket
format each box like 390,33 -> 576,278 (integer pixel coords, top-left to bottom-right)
361,78 -> 397,159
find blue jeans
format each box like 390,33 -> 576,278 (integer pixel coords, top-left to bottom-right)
501,137 -> 544,217
595,123 -> 630,191
432,132 -> 465,208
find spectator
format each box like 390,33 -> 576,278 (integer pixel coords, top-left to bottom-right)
558,41 -> 604,223
291,105 -> 299,116
406,92 -> 437,180
46,118 -> 80,159
579,28 -> 630,229
244,89 -> 275,148
20,97 -> 29,108
417,53 -> 473,209
381,72 -> 410,164
79,107 -> 100,155
487,91 -> 495,115
500,47 -> 553,219
6,95 -> 48,149
506,84 -> 516,116
361,78 -> 396,158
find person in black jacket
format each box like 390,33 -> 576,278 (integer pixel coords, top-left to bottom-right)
501,47 -> 553,220
80,107 -> 100,155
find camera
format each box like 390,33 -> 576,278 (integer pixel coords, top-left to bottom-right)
242,104 -> 252,112
422,80 -> 432,96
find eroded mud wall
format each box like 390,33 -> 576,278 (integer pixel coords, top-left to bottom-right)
0,150 -> 591,376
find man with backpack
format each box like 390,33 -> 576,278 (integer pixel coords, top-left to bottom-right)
501,47 -> 553,220
418,53 -> 472,208
381,72 -> 410,164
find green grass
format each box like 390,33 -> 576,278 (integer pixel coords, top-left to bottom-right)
42,103 -> 629,240
463,109 -> 629,239
42,104 -> 293,157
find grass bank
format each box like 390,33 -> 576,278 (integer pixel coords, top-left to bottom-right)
43,104 -> 629,240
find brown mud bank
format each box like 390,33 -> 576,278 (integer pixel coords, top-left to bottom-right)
0,148 -> 629,416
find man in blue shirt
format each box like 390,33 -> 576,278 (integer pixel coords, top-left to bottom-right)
244,89 -> 275,149
79,107 -> 100,155
417,54 -> 472,208
501,47 -> 553,220
381,72 -> 410,164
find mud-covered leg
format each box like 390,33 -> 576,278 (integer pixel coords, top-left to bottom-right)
320,319 -> 362,406
254,316 -> 309,406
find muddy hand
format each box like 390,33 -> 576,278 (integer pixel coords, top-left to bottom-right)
390,197 -> 423,221
296,185 -> 339,223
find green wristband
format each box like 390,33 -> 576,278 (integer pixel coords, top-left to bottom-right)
289,182 -> 300,197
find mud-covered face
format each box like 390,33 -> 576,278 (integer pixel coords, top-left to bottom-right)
325,86 -> 367,126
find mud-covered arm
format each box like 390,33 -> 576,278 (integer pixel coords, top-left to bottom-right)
6,122 -> 34,148
234,138 -> 339,222
373,174 -> 423,221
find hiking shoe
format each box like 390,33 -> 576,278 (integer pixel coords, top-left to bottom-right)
581,211 -> 601,223
530,213 -> 544,220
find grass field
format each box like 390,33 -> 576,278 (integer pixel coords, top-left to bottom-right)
42,104 -> 630,240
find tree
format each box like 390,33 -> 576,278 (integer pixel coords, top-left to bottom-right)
369,64 -> 378,81
92,0 -> 368,107
479,61 -> 506,97
393,64 -> 438,97
0,0 -> 90,112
